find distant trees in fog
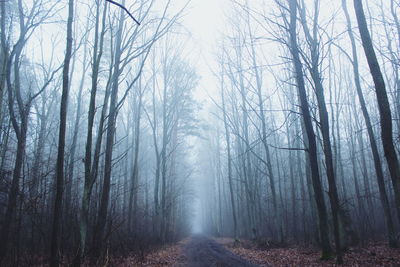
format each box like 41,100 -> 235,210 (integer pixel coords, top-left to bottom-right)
199,0 -> 400,264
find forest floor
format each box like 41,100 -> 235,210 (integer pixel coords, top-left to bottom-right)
119,236 -> 400,267
220,237 -> 400,267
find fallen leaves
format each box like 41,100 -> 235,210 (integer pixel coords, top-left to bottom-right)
220,239 -> 400,267
116,240 -> 188,267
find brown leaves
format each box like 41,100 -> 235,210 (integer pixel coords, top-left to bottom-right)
221,239 -> 400,267
100,238 -> 400,266
118,240 -> 188,267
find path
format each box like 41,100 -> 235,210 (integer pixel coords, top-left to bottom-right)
182,235 -> 259,267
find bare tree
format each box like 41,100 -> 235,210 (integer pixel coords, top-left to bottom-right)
220,63 -> 238,240
0,0 -> 58,263
341,0 -> 397,247
50,0 -> 74,265
297,0 -> 342,261
287,0 -> 333,259
353,0 -> 400,224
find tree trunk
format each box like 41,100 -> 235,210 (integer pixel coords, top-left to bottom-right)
0,8 -> 31,261
93,2 -> 125,256
128,86 -> 143,233
65,42 -> 86,219
221,77 -> 238,240
353,0 -> 400,226
50,0 -> 74,265
249,32 -> 282,241
0,111 -> 28,262
298,1 -> 343,260
78,0 -> 106,257
287,0 -> 332,259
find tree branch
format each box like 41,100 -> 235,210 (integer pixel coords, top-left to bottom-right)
105,0 -> 140,25
269,144 -> 308,152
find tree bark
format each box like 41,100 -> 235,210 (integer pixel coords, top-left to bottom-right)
287,0 -> 332,259
128,84 -> 143,233
353,0 -> 400,225
93,2 -> 125,255
50,0 -> 74,265
77,2 -> 107,259
0,4 -> 32,260
298,1 -> 343,261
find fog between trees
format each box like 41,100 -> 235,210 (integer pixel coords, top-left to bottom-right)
0,0 -> 399,265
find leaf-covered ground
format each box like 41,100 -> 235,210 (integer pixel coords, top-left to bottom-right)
75,237 -> 400,266
219,238 -> 400,267
110,240 -> 188,267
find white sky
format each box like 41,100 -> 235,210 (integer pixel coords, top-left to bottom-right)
184,0 -> 229,45
178,0 -> 230,102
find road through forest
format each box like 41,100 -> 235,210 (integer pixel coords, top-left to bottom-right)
182,235 -> 259,267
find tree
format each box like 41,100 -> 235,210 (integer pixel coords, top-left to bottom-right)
341,0 -> 397,247
287,0 -> 333,259
92,2 -> 126,255
297,0 -> 342,261
77,0 -> 107,261
0,0 -> 57,263
220,62 -> 238,240
50,0 -> 74,265
353,0 -> 400,224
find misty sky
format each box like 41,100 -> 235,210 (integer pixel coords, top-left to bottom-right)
178,0 -> 229,101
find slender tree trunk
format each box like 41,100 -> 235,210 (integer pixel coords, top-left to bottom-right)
221,78 -> 238,240
353,0 -> 400,226
216,127 -> 223,235
30,100 -> 49,197
150,61 -> 162,240
298,1 -> 343,260
355,118 -> 375,224
77,1 -> 107,259
65,42 -> 87,219
237,62 -> 257,239
295,118 -> 308,241
0,6 -> 31,260
160,72 -> 168,243
128,87 -> 143,233
93,3 -> 124,255
0,119 -> 10,172
287,0 -> 332,259
250,34 -> 282,241
343,0 -> 397,246
0,111 -> 28,262
348,114 -> 365,231
286,121 -> 297,240
50,0 -> 74,265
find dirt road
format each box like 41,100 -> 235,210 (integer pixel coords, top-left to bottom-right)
182,235 -> 258,267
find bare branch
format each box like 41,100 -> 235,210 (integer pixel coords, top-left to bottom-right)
105,0 -> 140,25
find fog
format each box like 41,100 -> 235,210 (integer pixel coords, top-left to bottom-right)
0,0 -> 399,265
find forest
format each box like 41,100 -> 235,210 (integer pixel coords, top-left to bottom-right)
0,0 -> 399,266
